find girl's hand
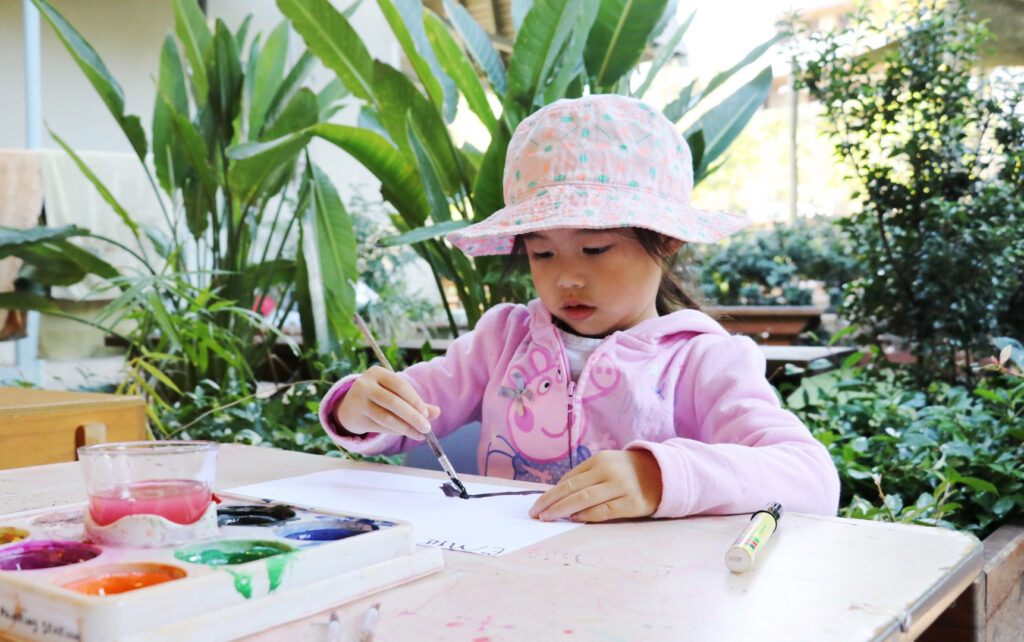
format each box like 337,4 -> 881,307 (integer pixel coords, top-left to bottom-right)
334,366 -> 441,440
528,450 -> 663,522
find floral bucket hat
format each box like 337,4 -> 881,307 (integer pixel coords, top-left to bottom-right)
446,94 -> 750,256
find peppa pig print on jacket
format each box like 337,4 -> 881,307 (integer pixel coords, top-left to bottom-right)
485,344 -> 621,483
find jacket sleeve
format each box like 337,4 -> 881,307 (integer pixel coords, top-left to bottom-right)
318,303 -> 526,457
626,333 -> 840,518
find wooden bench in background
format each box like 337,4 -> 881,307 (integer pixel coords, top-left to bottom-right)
0,387 -> 147,470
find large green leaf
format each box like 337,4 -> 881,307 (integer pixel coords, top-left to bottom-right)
161,94 -> 218,201
49,129 -> 142,245
696,34 -> 782,107
378,0 -> 456,122
648,0 -> 678,41
312,123 -> 430,227
248,21 -> 290,139
278,0 -> 376,104
0,292 -> 62,314
541,0 -> 599,104
407,115 -> 451,222
317,77 -> 351,121
171,0 -> 212,107
424,10 -> 497,132
181,174 -> 212,240
584,0 -> 669,91
687,66 -> 773,180
380,220 -> 470,246
234,14 -> 254,50
372,62 -> 463,197
0,225 -> 85,259
263,51 -> 319,138
369,61 -> 423,160
254,89 -> 320,202
226,130 -> 314,207
686,129 -> 705,183
511,0 -> 533,31
153,33 -> 190,194
663,78 -> 697,123
307,162 -> 358,345
469,118 -> 511,221
443,0 -> 507,97
30,0 -> 147,160
505,0 -> 583,126
261,88 -> 320,142
16,239 -> 119,286
206,20 -> 244,143
634,8 -> 693,98
292,231 -> 318,352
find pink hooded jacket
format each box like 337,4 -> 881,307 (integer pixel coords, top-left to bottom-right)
320,300 -> 839,518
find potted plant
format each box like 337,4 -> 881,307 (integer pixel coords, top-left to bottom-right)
0,0 -> 363,433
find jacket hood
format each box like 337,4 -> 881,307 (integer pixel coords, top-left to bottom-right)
526,298 -> 731,345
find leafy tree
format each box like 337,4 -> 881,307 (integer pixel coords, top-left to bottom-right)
793,0 -> 1024,386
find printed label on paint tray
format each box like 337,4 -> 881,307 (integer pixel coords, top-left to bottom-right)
0,600 -> 80,641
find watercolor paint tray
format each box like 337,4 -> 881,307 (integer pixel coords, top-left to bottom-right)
0,493 -> 444,642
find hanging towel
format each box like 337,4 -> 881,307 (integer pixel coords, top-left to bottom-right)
0,149 -> 44,340
39,149 -> 168,301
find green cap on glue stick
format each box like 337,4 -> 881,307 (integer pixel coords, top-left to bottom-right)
725,502 -> 783,573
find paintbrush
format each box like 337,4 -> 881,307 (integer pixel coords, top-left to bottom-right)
352,312 -> 469,499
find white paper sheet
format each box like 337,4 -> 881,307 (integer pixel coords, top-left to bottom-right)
227,469 -> 582,556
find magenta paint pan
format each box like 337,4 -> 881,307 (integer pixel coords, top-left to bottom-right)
0,540 -> 101,571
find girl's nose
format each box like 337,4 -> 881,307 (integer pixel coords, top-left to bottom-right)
556,264 -> 585,289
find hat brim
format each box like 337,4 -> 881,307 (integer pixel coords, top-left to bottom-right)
446,183 -> 750,256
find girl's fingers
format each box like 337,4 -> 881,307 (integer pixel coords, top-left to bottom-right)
529,469 -> 615,520
370,374 -> 433,433
377,371 -> 433,418
363,409 -> 426,441
568,496 -> 639,523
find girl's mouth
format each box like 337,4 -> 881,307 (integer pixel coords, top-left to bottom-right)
563,304 -> 595,322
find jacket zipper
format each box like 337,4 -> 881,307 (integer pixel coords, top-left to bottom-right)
566,380 -> 575,466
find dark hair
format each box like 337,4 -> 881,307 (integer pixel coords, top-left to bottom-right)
501,228 -> 706,315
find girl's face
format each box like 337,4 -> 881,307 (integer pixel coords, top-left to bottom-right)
524,228 -> 664,338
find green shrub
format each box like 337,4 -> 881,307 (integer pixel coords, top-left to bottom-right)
160,346 -> 400,463
790,338 -> 1024,538
693,217 -> 857,307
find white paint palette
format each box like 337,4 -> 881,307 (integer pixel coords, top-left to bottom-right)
0,494 -> 443,641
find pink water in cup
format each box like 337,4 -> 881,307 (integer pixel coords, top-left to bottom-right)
78,441 -> 218,527
87,479 -> 212,526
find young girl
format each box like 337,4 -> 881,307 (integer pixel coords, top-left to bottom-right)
320,94 -> 839,522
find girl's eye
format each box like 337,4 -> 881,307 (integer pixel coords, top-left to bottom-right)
530,251 -> 553,260
583,245 -> 611,255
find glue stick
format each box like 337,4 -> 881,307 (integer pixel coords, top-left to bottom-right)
724,502 -> 783,573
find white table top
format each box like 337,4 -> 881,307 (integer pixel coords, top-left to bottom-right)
0,444 -> 981,641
